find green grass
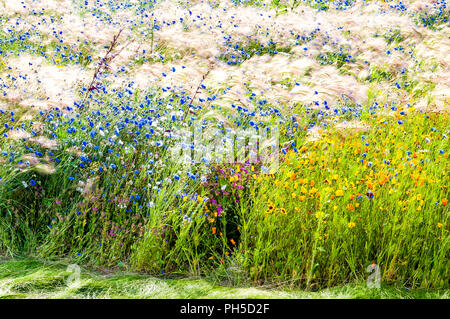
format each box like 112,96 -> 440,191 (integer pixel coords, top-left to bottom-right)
219,38 -> 293,65
1,90 -> 448,290
381,29 -> 404,45
0,258 -> 447,299
0,0 -> 448,295
0,30 -> 93,67
315,51 -> 355,69
366,66 -> 394,82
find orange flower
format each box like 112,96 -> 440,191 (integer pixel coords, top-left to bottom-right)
442,198 -> 448,206
230,239 -> 236,245
212,227 -> 216,234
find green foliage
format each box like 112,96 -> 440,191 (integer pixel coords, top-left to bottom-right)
2,258 -> 447,298
219,38 -> 292,65
1,0 -> 448,293
242,112 -> 449,289
414,10 -> 450,31
0,30 -> 93,67
315,51 -> 355,68
382,29 -> 404,45
367,66 -> 393,82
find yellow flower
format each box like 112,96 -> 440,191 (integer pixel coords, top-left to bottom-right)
315,211 -> 324,219
437,223 -> 443,228
266,202 -> 275,214
336,189 -> 344,197
348,222 -> 356,229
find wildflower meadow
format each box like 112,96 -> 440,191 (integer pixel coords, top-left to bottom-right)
0,0 -> 448,298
